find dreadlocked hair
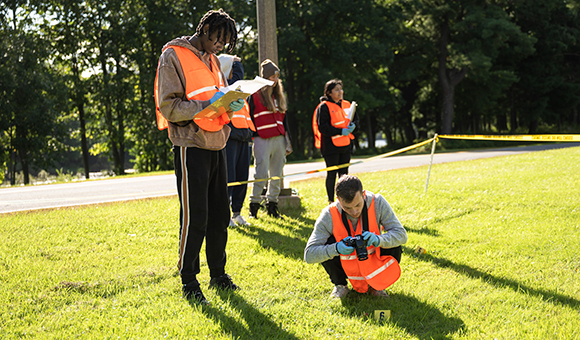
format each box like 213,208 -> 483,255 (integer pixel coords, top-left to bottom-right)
196,9 -> 238,53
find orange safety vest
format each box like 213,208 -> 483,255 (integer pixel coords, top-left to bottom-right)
230,100 -> 255,131
312,100 -> 354,149
154,45 -> 230,133
330,193 -> 401,293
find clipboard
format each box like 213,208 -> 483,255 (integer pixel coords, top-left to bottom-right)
345,101 -> 357,121
195,76 -> 274,119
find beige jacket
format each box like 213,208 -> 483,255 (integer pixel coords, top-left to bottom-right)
156,36 -> 231,150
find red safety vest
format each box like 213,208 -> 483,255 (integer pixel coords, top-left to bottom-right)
154,45 -> 230,133
312,100 -> 353,149
330,193 -> 401,293
230,100 -> 255,131
252,92 -> 285,138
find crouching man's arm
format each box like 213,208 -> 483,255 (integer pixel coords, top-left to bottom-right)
304,207 -> 340,264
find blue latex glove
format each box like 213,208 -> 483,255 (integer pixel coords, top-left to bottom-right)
336,237 -> 355,255
209,91 -> 224,104
347,122 -> 356,133
362,231 -> 380,247
229,98 -> 244,112
341,123 -> 356,136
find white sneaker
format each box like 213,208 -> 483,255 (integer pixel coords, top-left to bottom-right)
228,219 -> 236,227
368,286 -> 389,298
232,213 -> 250,226
330,285 -> 349,299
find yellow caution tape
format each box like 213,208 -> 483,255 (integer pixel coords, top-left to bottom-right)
439,134 -> 580,142
228,134 -> 579,187
228,138 -> 436,187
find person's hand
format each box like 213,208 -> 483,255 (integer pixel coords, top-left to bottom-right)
209,91 -> 224,104
362,231 -> 380,247
229,99 -> 244,112
341,128 -> 351,136
336,237 -> 355,255
347,122 -> 356,133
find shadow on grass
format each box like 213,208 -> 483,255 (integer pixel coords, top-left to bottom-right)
405,245 -> 580,310
230,213 -> 316,261
193,290 -> 300,340
340,292 -> 465,340
404,224 -> 440,237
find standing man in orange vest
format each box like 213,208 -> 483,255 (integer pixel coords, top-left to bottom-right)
304,175 -> 407,299
154,9 -> 245,304
312,79 -> 358,205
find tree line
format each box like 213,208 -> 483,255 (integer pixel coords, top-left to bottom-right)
1,0 -> 579,185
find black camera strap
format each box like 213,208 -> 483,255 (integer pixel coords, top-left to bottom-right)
340,199 -> 369,236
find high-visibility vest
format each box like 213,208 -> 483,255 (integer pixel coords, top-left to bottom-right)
330,193 -> 401,293
154,45 -> 230,132
252,92 -> 285,139
312,100 -> 353,149
230,100 -> 255,131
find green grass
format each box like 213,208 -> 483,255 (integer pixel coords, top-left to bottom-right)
1,146 -> 579,339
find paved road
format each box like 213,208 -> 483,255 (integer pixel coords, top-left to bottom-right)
1,142 -> 578,214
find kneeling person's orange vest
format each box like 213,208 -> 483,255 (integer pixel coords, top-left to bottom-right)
330,193 -> 401,293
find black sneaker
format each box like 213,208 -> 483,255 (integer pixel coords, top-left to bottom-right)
182,283 -> 209,304
249,203 -> 262,218
266,202 -> 283,219
209,274 -> 239,291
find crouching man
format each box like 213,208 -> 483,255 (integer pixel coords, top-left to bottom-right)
304,175 -> 407,299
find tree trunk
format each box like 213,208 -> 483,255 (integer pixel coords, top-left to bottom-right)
71,56 -> 90,179
19,149 -> 29,185
438,21 -> 467,134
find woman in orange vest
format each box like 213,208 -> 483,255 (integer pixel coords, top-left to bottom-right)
154,9 -> 244,305
218,54 -> 255,227
304,175 -> 407,299
313,79 -> 358,204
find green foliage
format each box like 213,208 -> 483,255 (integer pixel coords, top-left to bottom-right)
1,146 -> 579,338
1,0 -> 579,176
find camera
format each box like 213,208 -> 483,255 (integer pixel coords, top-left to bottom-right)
343,234 -> 368,261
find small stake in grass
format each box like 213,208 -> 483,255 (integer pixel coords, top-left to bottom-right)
374,310 -> 391,322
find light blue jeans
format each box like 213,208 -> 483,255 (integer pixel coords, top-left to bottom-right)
250,135 -> 286,204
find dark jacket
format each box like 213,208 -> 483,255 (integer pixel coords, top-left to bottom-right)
227,61 -> 253,142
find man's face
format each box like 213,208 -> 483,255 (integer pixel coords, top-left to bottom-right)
202,27 -> 230,54
338,190 -> 364,219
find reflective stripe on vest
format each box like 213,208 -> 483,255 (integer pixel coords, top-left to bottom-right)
252,92 -> 285,139
312,100 -> 353,149
230,100 -> 255,131
154,45 -> 229,132
330,193 -> 401,293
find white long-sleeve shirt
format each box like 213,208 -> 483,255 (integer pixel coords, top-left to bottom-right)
304,191 -> 407,264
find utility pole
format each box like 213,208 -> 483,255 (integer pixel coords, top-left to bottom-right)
256,0 -> 278,65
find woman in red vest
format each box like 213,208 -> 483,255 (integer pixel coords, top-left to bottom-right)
154,9 -> 244,304
313,79 -> 358,204
248,59 -> 290,219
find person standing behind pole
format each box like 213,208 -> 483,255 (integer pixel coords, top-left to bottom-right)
313,79 -> 358,204
218,54 -> 254,227
154,9 -> 244,304
248,59 -> 289,219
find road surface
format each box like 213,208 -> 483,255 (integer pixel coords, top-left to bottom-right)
1,143 -> 578,214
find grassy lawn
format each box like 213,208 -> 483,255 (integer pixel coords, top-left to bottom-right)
1,146 -> 579,339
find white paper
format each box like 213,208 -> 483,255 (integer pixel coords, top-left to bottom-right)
221,76 -> 274,95
345,101 -> 357,121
